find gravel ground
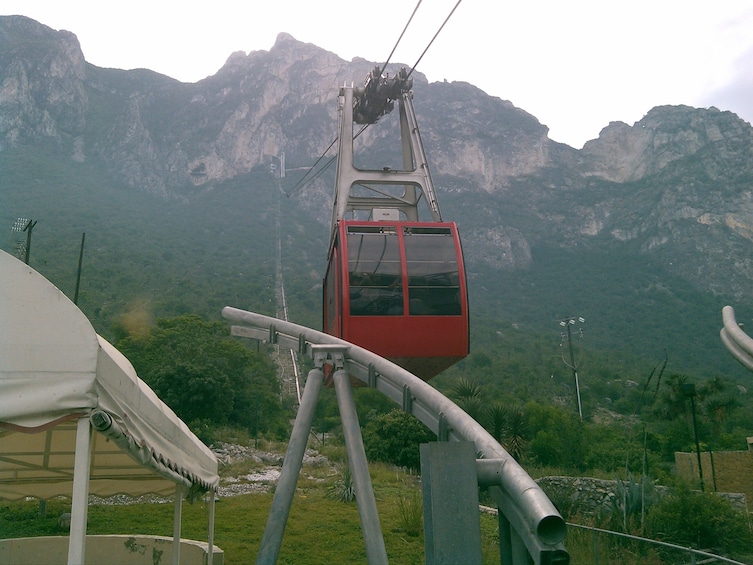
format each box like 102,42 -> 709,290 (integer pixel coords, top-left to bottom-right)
88,442 -> 331,505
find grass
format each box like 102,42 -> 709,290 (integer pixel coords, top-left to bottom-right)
8,442 -> 746,564
0,457 -> 502,564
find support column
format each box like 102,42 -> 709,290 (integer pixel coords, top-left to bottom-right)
207,489 -> 216,565
510,526 -> 529,564
333,368 -> 388,565
172,484 -> 183,565
67,416 -> 92,565
420,441 -> 482,565
257,367 -> 324,564
498,510 -> 513,565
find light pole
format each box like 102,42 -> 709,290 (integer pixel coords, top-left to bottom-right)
681,383 -> 704,492
560,316 -> 585,420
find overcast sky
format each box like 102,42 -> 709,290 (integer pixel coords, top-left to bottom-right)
4,0 -> 753,148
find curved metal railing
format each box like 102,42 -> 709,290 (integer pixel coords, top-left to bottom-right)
720,305 -> 753,371
223,306 -> 568,564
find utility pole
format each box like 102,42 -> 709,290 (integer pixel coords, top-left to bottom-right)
73,232 -> 86,305
559,316 -> 585,420
22,219 -> 37,265
681,383 -> 704,492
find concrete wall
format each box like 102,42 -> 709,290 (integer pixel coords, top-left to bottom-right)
0,535 -> 223,565
537,475 -> 748,517
675,449 -> 753,508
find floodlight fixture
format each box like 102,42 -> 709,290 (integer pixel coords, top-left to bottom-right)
11,217 -> 30,232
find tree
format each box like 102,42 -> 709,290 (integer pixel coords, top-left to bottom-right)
115,314 -> 286,436
362,409 -> 435,470
488,402 -> 528,462
526,402 -> 585,470
450,377 -> 488,426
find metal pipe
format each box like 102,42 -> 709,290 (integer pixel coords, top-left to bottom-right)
333,368 -> 388,565
207,489 -> 216,565
721,305 -> 753,370
257,367 -> 324,564
172,484 -> 183,565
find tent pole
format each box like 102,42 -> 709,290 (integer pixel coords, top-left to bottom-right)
207,489 -> 216,565
67,416 -> 92,565
172,484 -> 184,565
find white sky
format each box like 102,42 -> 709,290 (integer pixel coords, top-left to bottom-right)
4,0 -> 753,148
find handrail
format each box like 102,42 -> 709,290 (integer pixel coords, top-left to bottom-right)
720,306 -> 753,371
222,306 -> 568,564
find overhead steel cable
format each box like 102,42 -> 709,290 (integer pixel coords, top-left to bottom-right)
287,2 -> 422,198
406,0 -> 463,80
284,136 -> 339,197
378,0 -> 422,76
285,124 -> 369,198
287,0 -> 462,198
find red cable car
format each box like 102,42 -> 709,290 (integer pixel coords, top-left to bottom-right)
323,68 -> 469,380
324,220 -> 468,381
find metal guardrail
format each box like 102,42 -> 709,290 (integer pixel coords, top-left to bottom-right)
222,307 -> 568,564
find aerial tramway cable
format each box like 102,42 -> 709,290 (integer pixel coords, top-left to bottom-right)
285,125 -> 368,198
378,0 -> 423,76
285,0 -> 461,198
406,0 -> 463,80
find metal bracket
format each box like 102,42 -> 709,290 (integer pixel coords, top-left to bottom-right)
368,364 -> 378,388
310,344 -> 349,370
402,384 -> 413,413
476,458 -> 507,487
437,411 -> 450,441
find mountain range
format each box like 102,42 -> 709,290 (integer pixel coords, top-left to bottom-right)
3,15 -> 753,380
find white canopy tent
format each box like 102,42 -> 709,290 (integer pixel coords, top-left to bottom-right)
0,250 -> 220,564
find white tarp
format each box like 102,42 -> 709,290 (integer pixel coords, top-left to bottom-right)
0,250 -> 219,500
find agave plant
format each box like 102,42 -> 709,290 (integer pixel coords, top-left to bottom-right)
326,461 -> 356,503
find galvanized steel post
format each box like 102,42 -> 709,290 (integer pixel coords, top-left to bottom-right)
256,367 -> 324,564
333,368 -> 389,565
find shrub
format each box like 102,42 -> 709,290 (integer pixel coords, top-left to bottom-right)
646,482 -> 753,557
362,409 -> 435,470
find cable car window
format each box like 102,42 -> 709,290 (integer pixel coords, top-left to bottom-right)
403,227 -> 461,315
347,228 -> 403,316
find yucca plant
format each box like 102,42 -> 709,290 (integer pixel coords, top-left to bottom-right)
326,461 -> 356,502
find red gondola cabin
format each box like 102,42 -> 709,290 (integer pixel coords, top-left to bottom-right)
323,220 -> 469,381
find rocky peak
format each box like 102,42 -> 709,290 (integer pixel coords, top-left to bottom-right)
580,105 -> 753,183
0,16 -> 88,146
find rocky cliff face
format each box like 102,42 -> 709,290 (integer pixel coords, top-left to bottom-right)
0,16 -> 87,149
3,15 -> 753,302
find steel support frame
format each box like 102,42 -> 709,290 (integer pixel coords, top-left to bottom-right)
331,86 -> 441,237
225,307 -> 569,564
257,366 -> 324,564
